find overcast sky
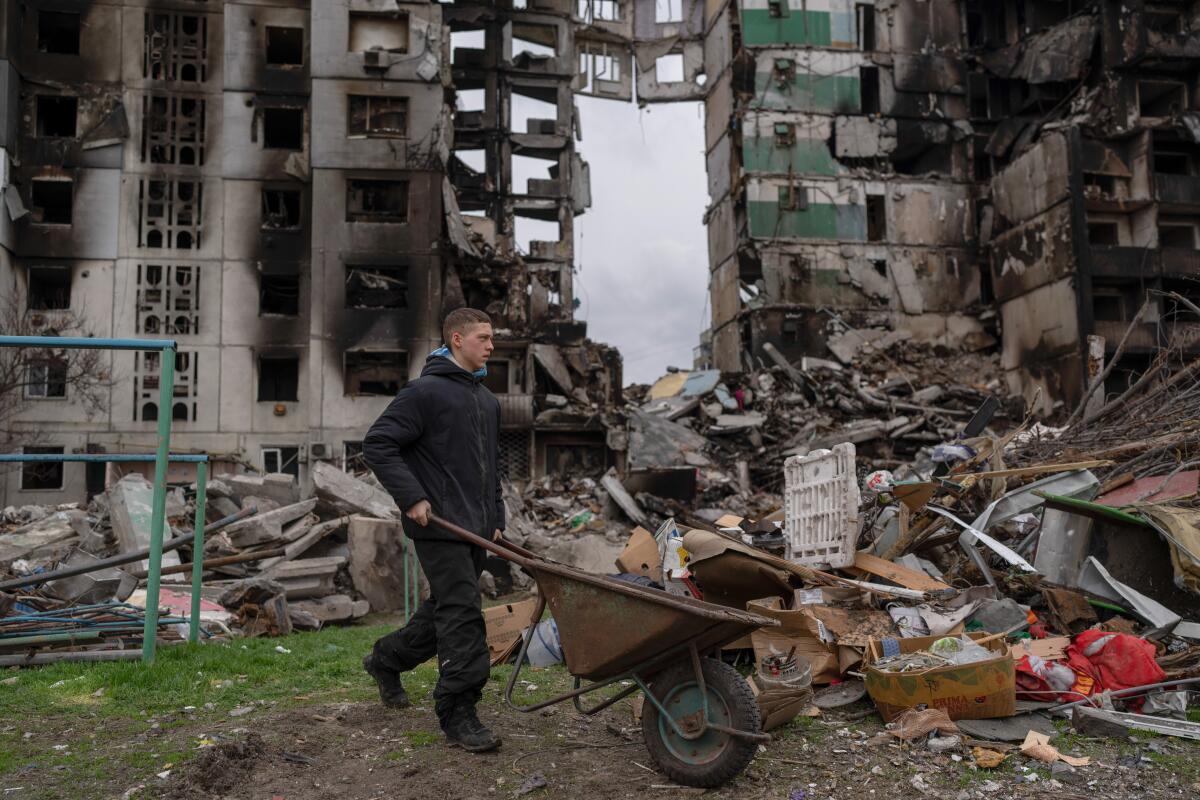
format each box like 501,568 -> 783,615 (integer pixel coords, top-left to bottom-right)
571,98 -> 710,386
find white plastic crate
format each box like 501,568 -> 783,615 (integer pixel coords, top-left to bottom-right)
783,442 -> 860,569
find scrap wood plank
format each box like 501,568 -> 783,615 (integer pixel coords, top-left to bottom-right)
1010,636 -> 1071,662
850,551 -> 952,592
956,460 -> 1114,487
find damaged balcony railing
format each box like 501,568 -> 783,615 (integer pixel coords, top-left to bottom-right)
0,335 -> 206,664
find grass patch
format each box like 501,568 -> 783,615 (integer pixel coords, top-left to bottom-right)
0,620 -> 575,797
403,730 -> 440,747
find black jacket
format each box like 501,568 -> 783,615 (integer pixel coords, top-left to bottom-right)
363,352 -> 504,542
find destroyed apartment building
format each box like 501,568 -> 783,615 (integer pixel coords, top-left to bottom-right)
0,0 -> 621,506
687,0 -> 1200,417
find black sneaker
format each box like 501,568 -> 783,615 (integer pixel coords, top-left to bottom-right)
442,704 -> 501,753
362,653 -> 410,709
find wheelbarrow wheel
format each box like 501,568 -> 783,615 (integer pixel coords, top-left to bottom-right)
640,657 -> 761,788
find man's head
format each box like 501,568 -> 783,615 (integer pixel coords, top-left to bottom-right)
443,307 -> 494,373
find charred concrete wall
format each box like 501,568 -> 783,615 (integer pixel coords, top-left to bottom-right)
0,0 -> 616,505
696,0 -> 987,371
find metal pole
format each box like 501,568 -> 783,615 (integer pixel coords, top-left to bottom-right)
189,461 -> 207,644
142,347 -> 177,664
411,544 -> 419,618
403,537 -> 410,623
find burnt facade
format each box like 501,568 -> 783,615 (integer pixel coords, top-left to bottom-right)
692,0 -> 1200,413
0,0 -> 620,504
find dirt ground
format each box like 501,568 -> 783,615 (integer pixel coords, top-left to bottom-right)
121,684 -> 1200,800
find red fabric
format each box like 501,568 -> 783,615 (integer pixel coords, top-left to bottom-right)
1066,631 -> 1165,698
1014,654 -> 1094,703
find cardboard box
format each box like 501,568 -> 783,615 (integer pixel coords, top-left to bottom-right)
483,598 -> 540,665
746,597 -> 841,684
748,676 -> 808,731
863,633 -> 1015,722
615,526 -> 661,579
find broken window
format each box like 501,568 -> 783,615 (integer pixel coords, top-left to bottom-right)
1139,80 -> 1187,118
260,274 -> 300,316
262,189 -> 302,229
21,446 -> 64,491
30,180 -> 73,225
141,95 -> 206,166
348,12 -> 409,53
512,22 -> 558,58
866,195 -> 886,242
258,355 -> 299,401
266,26 -> 304,66
346,179 -> 408,222
777,184 -> 807,211
860,67 -> 880,114
342,441 -> 366,473
577,0 -> 622,23
262,446 -> 300,478
144,13 -> 209,83
347,95 -> 408,138
656,0 -> 683,23
345,351 -> 407,396
767,0 -> 789,19
482,359 -> 511,394
27,266 -> 71,310
136,264 -> 201,335
655,53 -> 684,83
1088,221 -> 1121,246
36,96 -> 77,138
345,264 -> 408,308
1159,220 -> 1198,248
857,4 -> 875,50
262,107 -> 304,150
1092,286 -> 1128,322
38,11 -> 79,55
137,179 -> 202,249
25,358 -> 67,399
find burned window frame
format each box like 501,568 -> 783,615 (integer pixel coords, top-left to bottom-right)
141,94 -> 206,166
345,263 -> 409,309
260,106 -> 305,151
35,95 -> 78,138
347,94 -> 409,139
257,354 -> 300,402
37,10 -> 80,55
21,446 -> 65,491
261,187 -> 303,230
27,265 -> 72,310
259,271 -> 301,317
345,179 -> 409,223
29,179 -> 74,225
265,26 -> 305,67
344,350 -> 408,397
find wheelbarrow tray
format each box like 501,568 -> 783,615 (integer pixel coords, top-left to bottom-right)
527,557 -> 776,680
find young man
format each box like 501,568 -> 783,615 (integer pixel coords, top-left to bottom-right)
361,307 -> 505,753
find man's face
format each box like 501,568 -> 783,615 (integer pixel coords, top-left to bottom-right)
452,322 -> 494,372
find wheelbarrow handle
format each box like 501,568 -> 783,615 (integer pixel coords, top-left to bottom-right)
428,514 -> 538,567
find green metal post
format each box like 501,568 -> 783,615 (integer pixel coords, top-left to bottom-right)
403,537 -> 410,623
189,461 -> 207,644
412,545 -> 419,617
141,348 -> 176,664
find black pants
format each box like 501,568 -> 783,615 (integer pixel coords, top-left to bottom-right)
371,538 -> 490,726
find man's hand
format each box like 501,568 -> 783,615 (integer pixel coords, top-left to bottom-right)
492,529 -> 504,542
406,499 -> 432,526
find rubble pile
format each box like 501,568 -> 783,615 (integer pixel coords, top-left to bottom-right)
0,462 -> 429,663
631,333 -> 1014,498
494,342 -> 1200,750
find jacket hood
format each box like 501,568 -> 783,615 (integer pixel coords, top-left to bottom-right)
423,346 -> 487,380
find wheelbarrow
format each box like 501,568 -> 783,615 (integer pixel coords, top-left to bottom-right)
430,516 -> 781,788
